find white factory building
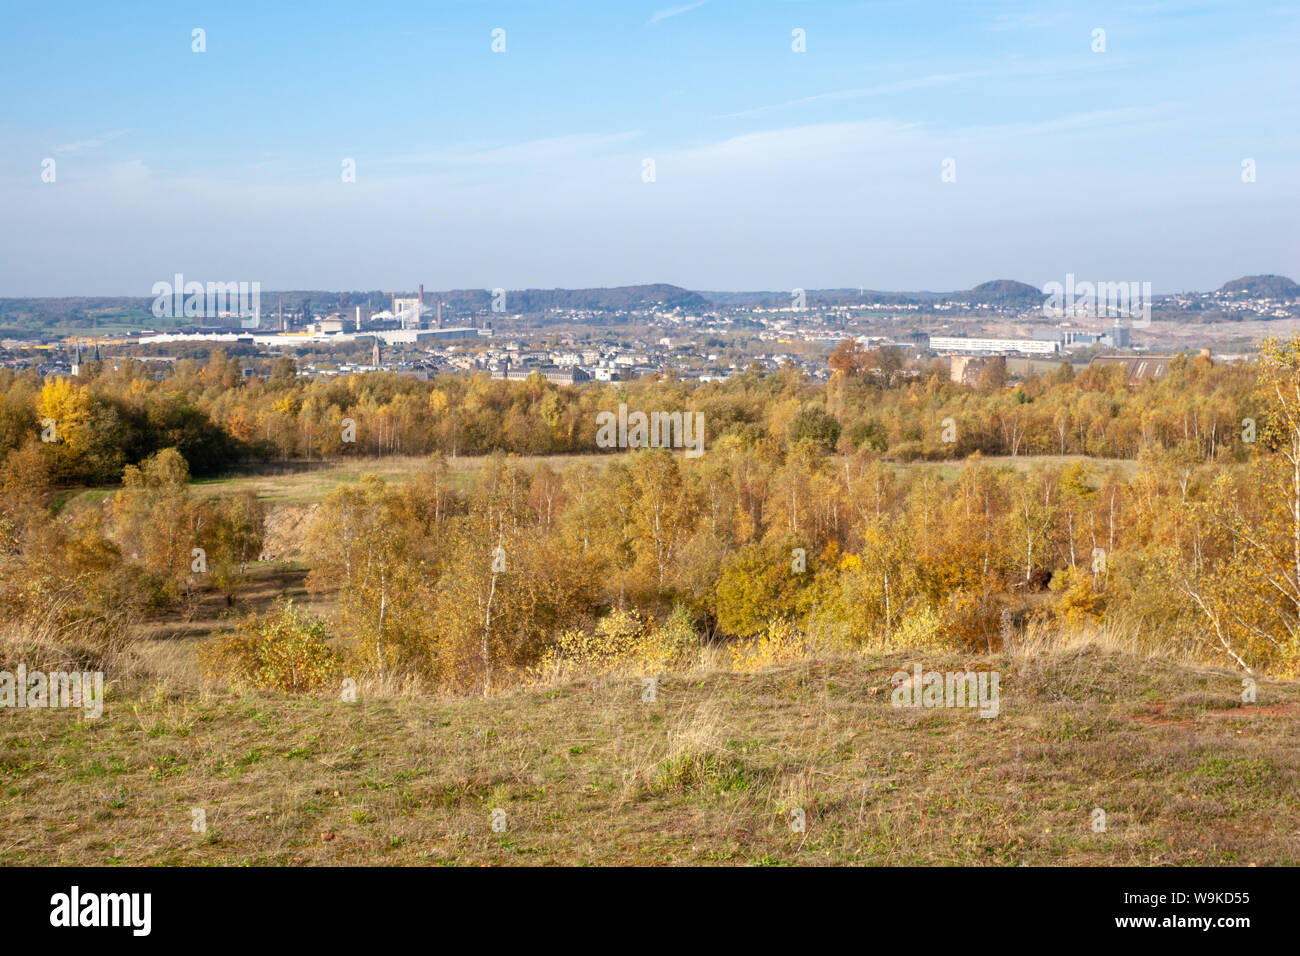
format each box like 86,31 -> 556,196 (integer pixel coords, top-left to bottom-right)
136,328 -> 486,348
928,336 -> 1061,355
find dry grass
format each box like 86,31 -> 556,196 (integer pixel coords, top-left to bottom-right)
65,453 -> 633,511
0,602 -> 141,677
899,454 -> 1138,482
2,644 -> 1297,866
63,452 -> 1116,512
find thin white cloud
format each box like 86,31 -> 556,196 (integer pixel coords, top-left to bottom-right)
389,131 -> 644,166
54,129 -> 130,153
1122,1 -> 1227,14
665,119 -> 926,172
666,107 -> 1164,175
717,73 -> 984,119
717,58 -> 1127,120
973,106 -> 1160,137
647,1 -> 706,26
987,11 -> 1066,31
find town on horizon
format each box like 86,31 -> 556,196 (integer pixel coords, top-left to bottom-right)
3,273 -> 1297,388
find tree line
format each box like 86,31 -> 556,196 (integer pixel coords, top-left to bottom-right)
0,342 -> 1261,489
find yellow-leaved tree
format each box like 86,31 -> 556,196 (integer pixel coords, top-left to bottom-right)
1171,338 -> 1300,675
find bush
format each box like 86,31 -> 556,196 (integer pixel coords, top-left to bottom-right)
890,603 -> 946,649
891,440 -> 924,463
847,418 -> 888,452
943,589 -> 1006,651
713,543 -> 807,638
200,601 -> 338,693
533,606 -> 697,679
729,620 -> 808,672
789,405 -> 841,452
1050,566 -> 1107,625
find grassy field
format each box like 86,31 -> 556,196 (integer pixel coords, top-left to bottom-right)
64,452 -> 633,510
899,453 -> 1138,482
186,453 -> 633,504
3,643 -> 1297,865
60,451 -> 1134,512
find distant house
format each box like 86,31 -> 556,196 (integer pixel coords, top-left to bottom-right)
1087,354 -> 1176,386
492,363 -> 591,385
950,355 -> 997,386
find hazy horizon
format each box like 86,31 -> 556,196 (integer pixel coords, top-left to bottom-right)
0,274 -> 1291,300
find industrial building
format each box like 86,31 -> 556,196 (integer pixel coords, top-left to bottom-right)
492,363 -> 591,385
932,318 -> 1133,356
1032,319 -> 1131,349
136,327 -> 485,348
1088,354 -> 1177,386
929,336 -> 1061,355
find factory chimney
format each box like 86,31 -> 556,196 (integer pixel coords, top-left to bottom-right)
355,305 -> 362,332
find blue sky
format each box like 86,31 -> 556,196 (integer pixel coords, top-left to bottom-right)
1,0 -> 1297,295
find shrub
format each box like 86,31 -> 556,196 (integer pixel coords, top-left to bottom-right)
653,603 -> 703,660
891,440 -> 924,463
890,603 -> 946,649
729,619 -> 808,672
1050,566 -> 1107,625
200,601 -> 338,693
847,418 -> 888,452
713,543 -> 806,638
533,606 -> 696,679
788,405 -> 841,452
943,589 -> 1005,651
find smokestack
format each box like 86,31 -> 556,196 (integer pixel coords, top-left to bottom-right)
436,300 -> 442,328
356,305 -> 362,332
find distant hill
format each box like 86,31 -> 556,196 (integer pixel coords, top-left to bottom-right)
434,284 -> 710,314
699,280 -> 1041,309
697,289 -> 924,308
962,279 -> 1042,307
7,276 -> 1298,333
1218,275 -> 1300,300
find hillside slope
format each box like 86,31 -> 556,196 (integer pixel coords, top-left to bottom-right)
2,647 -> 1296,865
